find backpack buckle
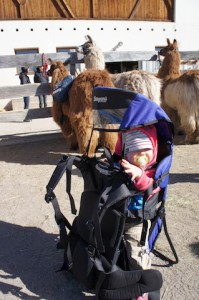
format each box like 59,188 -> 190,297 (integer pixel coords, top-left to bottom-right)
45,191 -> 55,203
87,245 -> 95,257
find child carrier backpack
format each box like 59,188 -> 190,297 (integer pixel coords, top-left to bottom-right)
45,87 -> 178,300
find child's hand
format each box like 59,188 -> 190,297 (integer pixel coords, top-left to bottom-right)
121,159 -> 142,180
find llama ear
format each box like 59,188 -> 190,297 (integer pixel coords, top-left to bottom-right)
87,35 -> 96,46
166,38 -> 171,45
173,39 -> 178,50
87,35 -> 92,42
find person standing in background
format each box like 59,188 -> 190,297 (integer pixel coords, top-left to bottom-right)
34,66 -> 49,108
19,67 -> 31,109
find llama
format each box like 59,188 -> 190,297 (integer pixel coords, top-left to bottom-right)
48,59 -> 117,155
47,59 -> 75,146
157,39 -> 199,144
77,35 -> 105,70
77,35 -> 162,106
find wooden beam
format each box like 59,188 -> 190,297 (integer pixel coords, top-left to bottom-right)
12,0 -> 21,18
0,83 -> 51,100
61,0 -> 75,18
51,0 -> 68,18
0,51 -> 198,70
0,52 -> 84,69
90,0 -> 94,18
129,0 -> 143,20
104,51 -> 158,62
179,51 -> 199,61
16,0 -> 26,19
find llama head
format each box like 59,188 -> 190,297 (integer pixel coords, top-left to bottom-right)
76,35 -> 97,55
47,59 -> 70,77
159,39 -> 178,56
47,58 -> 58,76
76,35 -> 105,70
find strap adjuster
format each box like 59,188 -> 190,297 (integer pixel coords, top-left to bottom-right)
45,191 -> 55,203
87,245 -> 95,257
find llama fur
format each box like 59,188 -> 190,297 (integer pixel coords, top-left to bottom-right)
111,70 -> 162,105
47,59 -> 75,144
48,60 -> 117,155
78,35 -> 162,106
157,39 -> 199,144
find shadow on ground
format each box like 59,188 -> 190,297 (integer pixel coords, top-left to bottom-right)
0,134 -> 77,166
169,173 -> 199,184
0,220 -> 95,300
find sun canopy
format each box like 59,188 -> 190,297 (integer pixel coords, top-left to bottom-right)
93,86 -> 172,130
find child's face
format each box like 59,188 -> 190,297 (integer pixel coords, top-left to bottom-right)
126,149 -> 153,168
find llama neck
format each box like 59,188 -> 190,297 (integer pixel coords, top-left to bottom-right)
157,50 -> 181,81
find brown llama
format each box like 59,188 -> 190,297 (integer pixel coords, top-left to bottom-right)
48,60 -> 117,155
157,39 -> 199,144
47,59 -> 75,146
77,35 -> 162,105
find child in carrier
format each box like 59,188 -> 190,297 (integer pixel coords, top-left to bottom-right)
114,125 -> 159,300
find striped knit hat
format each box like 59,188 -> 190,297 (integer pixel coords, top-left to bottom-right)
124,130 -> 153,156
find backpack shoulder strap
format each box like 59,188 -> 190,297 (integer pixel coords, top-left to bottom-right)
45,155 -> 79,249
45,155 -> 78,215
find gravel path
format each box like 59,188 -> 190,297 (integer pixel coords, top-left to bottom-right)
0,118 -> 198,299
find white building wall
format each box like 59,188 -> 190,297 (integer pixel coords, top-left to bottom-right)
0,0 -> 199,87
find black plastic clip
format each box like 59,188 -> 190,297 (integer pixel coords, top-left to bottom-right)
45,190 -> 55,203
87,245 -> 95,257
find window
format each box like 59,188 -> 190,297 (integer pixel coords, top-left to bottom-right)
15,48 -> 39,74
56,47 -> 77,53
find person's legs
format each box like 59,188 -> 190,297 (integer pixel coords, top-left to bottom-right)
125,220 -> 152,300
23,96 -> 30,109
38,95 -> 43,108
43,95 -> 47,108
124,220 -> 151,270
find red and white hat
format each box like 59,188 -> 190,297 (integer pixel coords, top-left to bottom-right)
115,125 -> 158,166
124,130 -> 153,155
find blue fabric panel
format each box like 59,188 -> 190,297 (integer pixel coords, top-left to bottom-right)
120,93 -> 171,129
148,217 -> 163,251
155,155 -> 173,188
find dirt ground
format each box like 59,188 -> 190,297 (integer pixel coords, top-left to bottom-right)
0,118 -> 199,300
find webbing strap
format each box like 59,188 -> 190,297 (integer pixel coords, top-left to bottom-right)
45,155 -> 78,251
140,219 -> 149,247
95,272 -> 106,300
103,147 -> 114,168
65,156 -> 78,215
152,215 -> 179,265
46,156 -> 69,192
92,210 -> 105,253
51,195 -> 72,231
121,130 -> 126,158
154,171 -> 170,188
45,193 -> 72,250
45,155 -> 77,215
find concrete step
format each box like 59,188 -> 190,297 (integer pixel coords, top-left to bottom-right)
11,95 -> 53,110
0,107 -> 52,122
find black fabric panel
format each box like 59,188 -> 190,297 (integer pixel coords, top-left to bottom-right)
70,238 -> 96,289
99,269 -> 162,299
93,87 -> 136,110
